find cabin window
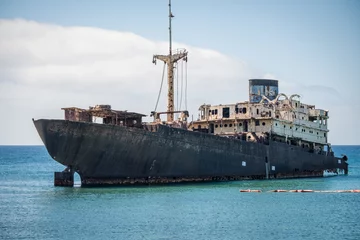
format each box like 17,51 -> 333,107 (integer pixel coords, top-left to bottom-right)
235,107 -> 239,114
211,110 -> 214,115
215,109 -> 218,114
215,124 -> 218,128
276,115 -> 279,119
198,125 -> 201,129
229,123 -> 233,127
317,132 -> 319,135
324,133 -> 326,137
239,123 -> 243,126
262,122 -> 265,126
290,126 -> 292,129
275,123 -> 278,126
269,111 -> 271,117
255,120 -> 260,126
220,124 -> 223,127
256,109 -> 259,115
242,108 -> 247,114
222,107 -> 230,118
296,128 -> 298,131
295,103 -> 298,108
224,124 -> 228,127
284,125 -> 286,128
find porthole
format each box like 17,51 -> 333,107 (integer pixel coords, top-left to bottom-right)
224,124 -> 228,127
229,124 -> 233,127
215,125 -> 218,128
239,123 -> 243,126
262,122 -> 265,126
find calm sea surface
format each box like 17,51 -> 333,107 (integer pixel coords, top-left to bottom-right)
0,145 -> 359,240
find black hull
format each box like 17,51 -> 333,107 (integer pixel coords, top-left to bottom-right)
34,119 -> 348,186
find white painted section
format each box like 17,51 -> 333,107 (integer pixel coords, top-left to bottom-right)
272,120 -> 327,144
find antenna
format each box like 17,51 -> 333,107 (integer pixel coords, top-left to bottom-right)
169,0 -> 173,57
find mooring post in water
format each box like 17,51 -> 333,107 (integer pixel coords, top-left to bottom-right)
54,166 -> 74,187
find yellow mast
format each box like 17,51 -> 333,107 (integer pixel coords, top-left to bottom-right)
153,0 -> 188,122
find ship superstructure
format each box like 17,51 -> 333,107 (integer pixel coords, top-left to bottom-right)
191,79 -> 332,155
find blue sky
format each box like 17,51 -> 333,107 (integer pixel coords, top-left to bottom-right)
0,0 -> 359,144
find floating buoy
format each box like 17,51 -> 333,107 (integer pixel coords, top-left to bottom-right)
301,190 -> 314,192
272,189 -> 287,192
239,189 -> 261,192
240,189 -> 251,192
251,189 -> 262,192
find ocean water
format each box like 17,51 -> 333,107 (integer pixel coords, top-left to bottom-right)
0,146 -> 359,240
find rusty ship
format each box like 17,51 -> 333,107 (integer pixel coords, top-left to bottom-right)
33,0 -> 348,187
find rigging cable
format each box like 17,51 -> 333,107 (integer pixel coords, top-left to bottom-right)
185,60 -> 188,110
176,62 -> 179,111
179,59 -> 183,110
154,62 -> 166,112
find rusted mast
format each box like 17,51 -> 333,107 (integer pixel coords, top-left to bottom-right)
153,0 -> 187,122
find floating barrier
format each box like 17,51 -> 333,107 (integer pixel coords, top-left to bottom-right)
239,189 -> 262,192
239,189 -> 360,193
270,189 -> 287,192
289,189 -> 314,192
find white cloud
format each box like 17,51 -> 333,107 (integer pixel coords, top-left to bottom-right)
0,19 -> 358,145
0,19 -> 253,144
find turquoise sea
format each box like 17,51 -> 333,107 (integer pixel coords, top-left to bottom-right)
0,145 -> 359,240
